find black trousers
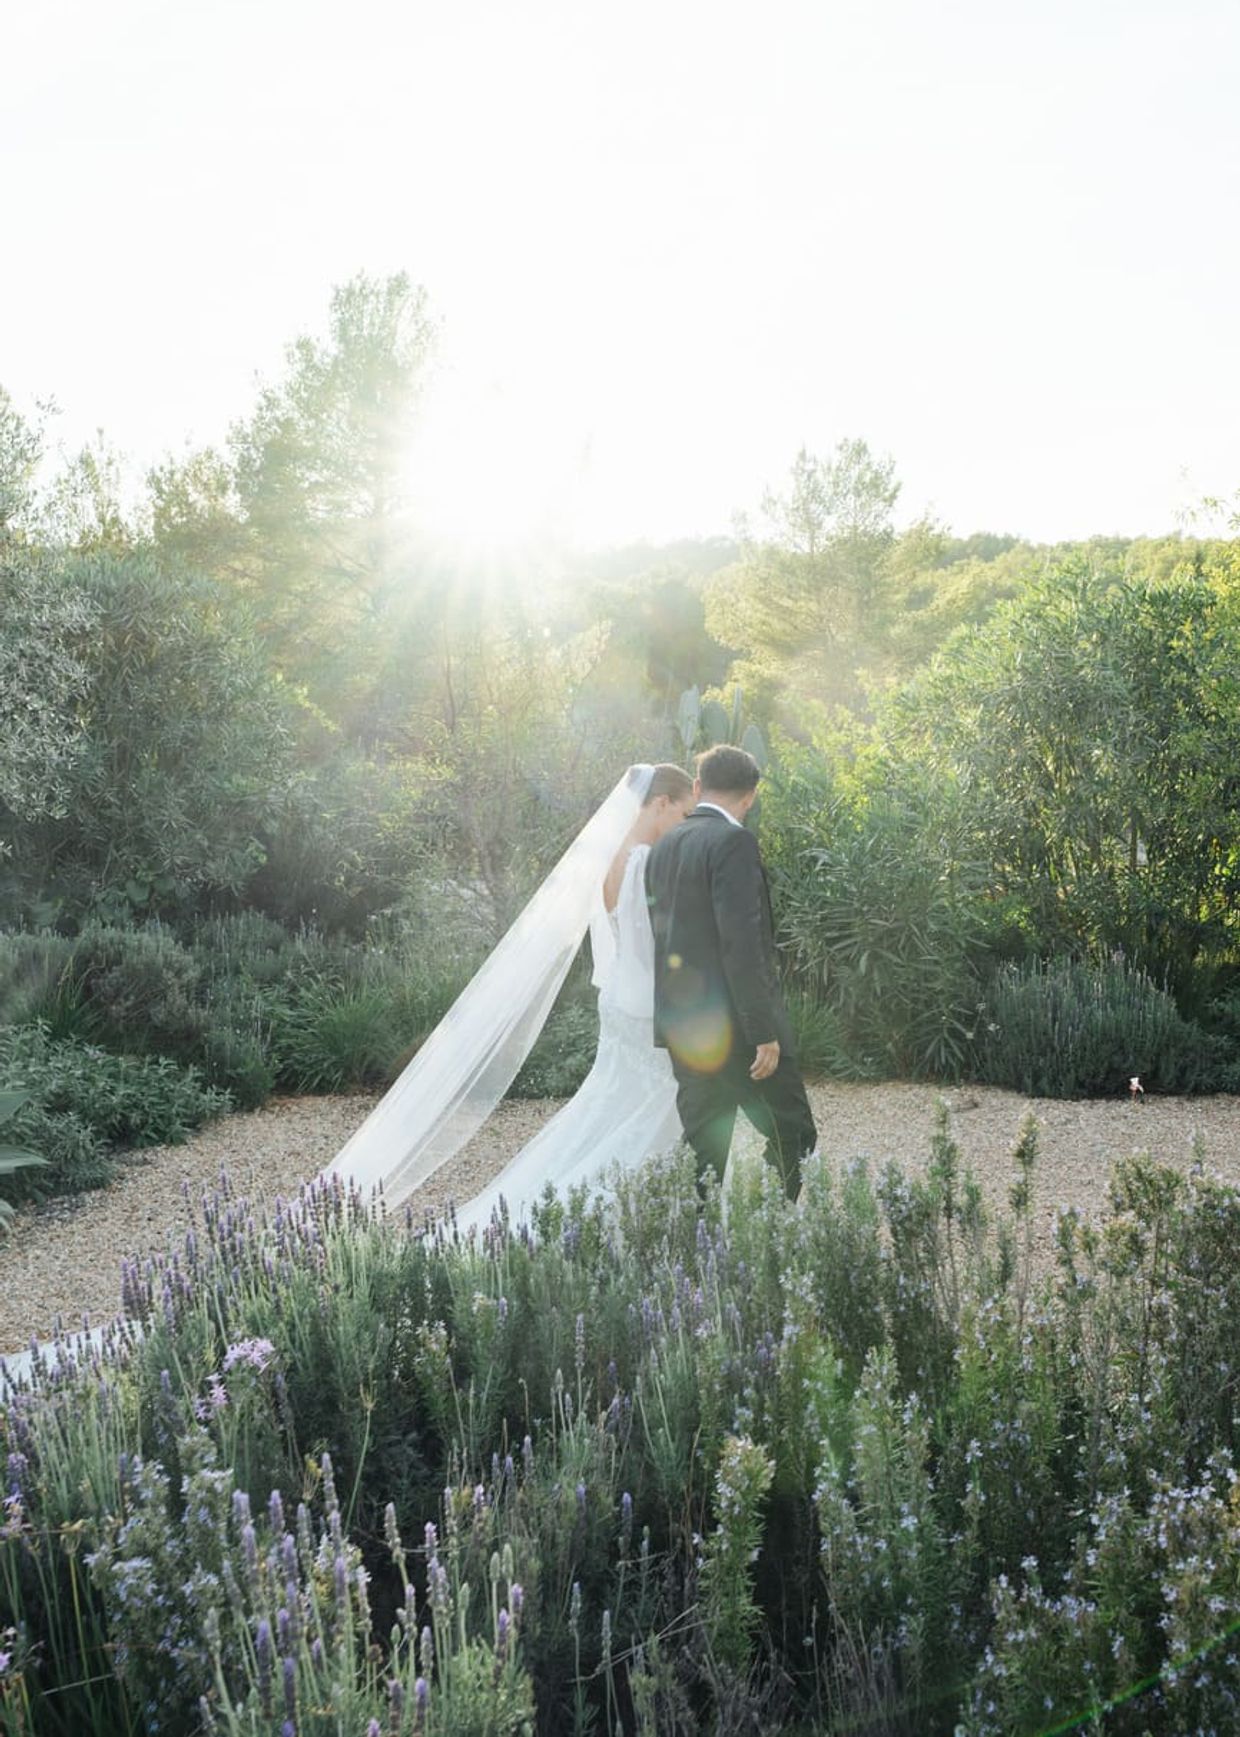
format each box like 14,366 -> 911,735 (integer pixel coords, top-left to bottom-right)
671,1048 -> 817,1202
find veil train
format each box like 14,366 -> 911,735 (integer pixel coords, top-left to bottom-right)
325,765 -> 655,1209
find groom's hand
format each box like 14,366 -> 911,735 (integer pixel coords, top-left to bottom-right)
750,1041 -> 780,1081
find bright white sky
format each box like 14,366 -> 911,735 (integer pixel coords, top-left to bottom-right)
4,0 -> 1239,551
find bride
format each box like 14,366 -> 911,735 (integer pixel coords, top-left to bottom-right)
326,763 -> 694,1222
453,763 -> 693,1232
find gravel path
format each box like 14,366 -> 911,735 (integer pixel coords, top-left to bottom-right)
4,1082 -> 1240,1354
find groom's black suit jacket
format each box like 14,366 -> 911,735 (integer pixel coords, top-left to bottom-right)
644,805 -> 793,1069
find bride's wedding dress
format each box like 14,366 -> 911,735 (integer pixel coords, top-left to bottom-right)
454,843 -> 681,1234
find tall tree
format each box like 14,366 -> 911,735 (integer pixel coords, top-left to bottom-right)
883,557 -> 1240,997
149,272 -> 435,715
0,543 -> 96,831
0,552 -> 293,924
0,389 -> 43,533
705,439 -> 901,720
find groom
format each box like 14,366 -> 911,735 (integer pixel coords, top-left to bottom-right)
645,745 -> 817,1201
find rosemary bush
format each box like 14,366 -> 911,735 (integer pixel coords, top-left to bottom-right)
970,954 -> 1235,1097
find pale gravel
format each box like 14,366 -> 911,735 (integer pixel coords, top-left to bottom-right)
4,1081 -> 1240,1354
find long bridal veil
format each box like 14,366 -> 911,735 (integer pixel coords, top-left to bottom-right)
326,764 -> 655,1208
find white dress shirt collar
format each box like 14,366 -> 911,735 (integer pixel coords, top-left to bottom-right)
697,800 -> 743,827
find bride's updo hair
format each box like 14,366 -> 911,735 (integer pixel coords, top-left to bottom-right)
643,762 -> 693,805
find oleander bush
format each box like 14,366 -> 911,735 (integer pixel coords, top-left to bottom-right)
970,954 -> 1238,1097
773,790 -> 987,1081
783,986 -> 878,1081
3,1114 -> 1239,1735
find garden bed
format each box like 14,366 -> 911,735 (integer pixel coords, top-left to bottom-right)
4,1081 -> 1240,1355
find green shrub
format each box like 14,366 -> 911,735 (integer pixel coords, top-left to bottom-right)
784,985 -> 879,1080
0,930 -> 77,1031
0,1090 -> 48,1232
269,977 -> 408,1092
0,1093 -> 110,1198
66,920 -> 207,1054
265,932 -> 468,1093
0,1023 -> 231,1200
199,1013 -> 277,1109
244,753 -> 412,934
189,910 -> 316,988
970,955 -> 1237,1097
776,792 -> 986,1079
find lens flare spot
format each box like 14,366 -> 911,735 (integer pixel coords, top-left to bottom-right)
668,1009 -> 733,1074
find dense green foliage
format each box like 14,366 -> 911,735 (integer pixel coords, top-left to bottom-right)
0,1022 -> 229,1197
4,1127 -> 1240,1733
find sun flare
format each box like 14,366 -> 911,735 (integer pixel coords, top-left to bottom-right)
403,375 -> 596,560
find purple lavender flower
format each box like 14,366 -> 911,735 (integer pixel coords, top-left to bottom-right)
497,1606 -> 510,1657
282,1654 -> 296,1718
242,1525 -> 259,1587
510,1581 -> 524,1620
428,1556 -> 451,1617
256,1619 -> 273,1713
223,1336 -> 276,1374
269,1489 -> 285,1535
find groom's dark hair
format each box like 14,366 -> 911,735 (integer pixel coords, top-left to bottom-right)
697,744 -> 761,795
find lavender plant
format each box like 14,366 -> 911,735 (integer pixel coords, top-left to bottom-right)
1,1114 -> 1238,1735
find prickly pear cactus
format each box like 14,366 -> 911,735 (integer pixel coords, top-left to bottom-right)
675,684 -> 768,766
